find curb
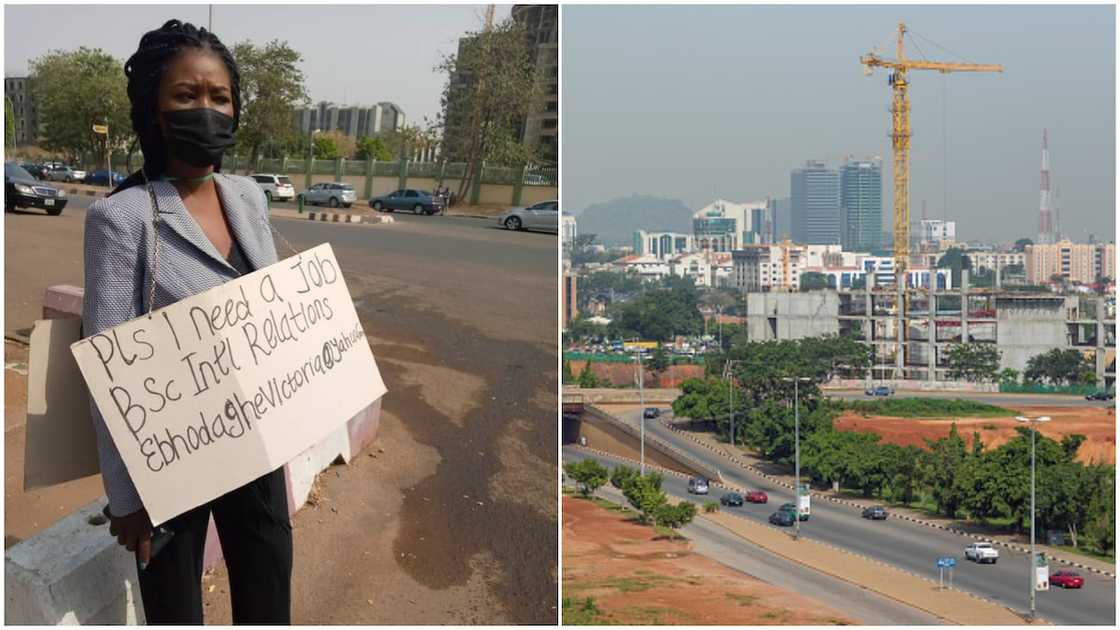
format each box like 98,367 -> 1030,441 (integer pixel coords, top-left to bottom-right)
658,418 -> 1117,580
567,446 -> 1045,625
305,211 -> 394,225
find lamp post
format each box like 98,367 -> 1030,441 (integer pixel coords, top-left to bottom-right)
1015,415 -> 1050,622
635,349 -> 645,475
783,376 -> 812,540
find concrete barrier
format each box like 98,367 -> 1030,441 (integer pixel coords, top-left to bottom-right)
582,405 -> 722,483
563,387 -> 681,404
823,379 -> 1000,393
5,285 -> 384,624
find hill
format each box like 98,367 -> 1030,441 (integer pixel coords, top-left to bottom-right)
575,194 -> 694,245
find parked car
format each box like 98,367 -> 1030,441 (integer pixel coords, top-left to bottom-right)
496,200 -> 559,233
779,502 -> 809,521
19,163 -> 49,180
642,407 -> 660,419
687,477 -> 709,495
720,492 -> 744,507
368,188 -> 444,215
1086,390 -> 1114,401
300,182 -> 357,208
1049,570 -> 1084,589
745,490 -> 768,504
44,165 -> 85,183
249,173 -> 295,202
865,385 -> 893,397
964,542 -> 999,564
5,162 -> 67,215
85,169 -> 126,187
769,510 -> 795,527
862,506 -> 888,520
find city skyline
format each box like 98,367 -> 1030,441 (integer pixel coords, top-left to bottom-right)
563,4 -> 1115,243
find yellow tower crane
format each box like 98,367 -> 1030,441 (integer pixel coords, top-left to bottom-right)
861,22 -> 1002,284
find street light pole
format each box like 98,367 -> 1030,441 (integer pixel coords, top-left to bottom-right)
1016,415 -> 1051,622
637,350 -> 645,475
783,375 -> 811,540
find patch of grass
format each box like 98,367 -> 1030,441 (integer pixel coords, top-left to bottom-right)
846,398 -> 1016,418
620,605 -> 682,625
826,617 -> 853,625
761,609 -> 791,622
562,597 -> 612,625
573,573 -> 687,594
562,486 -> 576,496
589,497 -> 630,513
653,525 -> 687,540
981,423 -> 998,430
726,592 -> 759,607
1056,544 -> 1116,563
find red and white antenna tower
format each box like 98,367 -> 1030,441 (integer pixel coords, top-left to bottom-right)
1038,129 -> 1054,244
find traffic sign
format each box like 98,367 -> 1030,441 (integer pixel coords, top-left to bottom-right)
92,125 -> 108,135
936,557 -> 957,568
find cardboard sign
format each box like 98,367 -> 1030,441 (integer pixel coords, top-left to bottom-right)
71,243 -> 386,525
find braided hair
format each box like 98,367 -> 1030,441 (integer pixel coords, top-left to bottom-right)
111,19 -> 241,195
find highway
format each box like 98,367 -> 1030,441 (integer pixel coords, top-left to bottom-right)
565,459 -> 943,625
584,409 -> 1115,625
827,389 -> 1109,408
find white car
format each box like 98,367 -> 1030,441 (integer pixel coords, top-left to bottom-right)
249,173 -> 295,202
965,542 -> 999,564
496,200 -> 559,233
687,477 -> 710,495
300,182 -> 356,208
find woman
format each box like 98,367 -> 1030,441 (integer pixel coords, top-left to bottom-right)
83,20 -> 291,624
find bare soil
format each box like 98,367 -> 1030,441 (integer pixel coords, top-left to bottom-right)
562,496 -> 854,626
835,405 -> 1116,464
571,360 -> 705,389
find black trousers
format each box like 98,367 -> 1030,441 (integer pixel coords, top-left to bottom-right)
137,467 -> 293,625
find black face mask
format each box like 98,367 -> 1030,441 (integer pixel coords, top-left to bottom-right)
161,108 -> 236,168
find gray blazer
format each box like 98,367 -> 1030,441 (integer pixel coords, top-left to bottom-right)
82,173 -> 279,517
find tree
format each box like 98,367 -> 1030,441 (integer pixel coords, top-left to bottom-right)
1024,349 -> 1095,387
231,40 -> 309,165
355,135 -> 392,161
610,465 -> 639,490
4,98 -> 14,149
614,285 -> 703,341
647,346 -> 670,386
566,317 -> 608,342
562,360 -> 575,385
1014,238 -> 1033,252
945,344 -> 1001,382
436,17 -> 543,201
620,471 -> 667,524
922,423 -> 970,518
799,271 -> 831,292
937,247 -> 972,287
564,459 -> 608,497
654,501 -> 697,533
29,47 -> 133,165
317,130 -> 356,159
576,362 -> 601,389
883,444 -> 923,505
1060,434 -> 1086,462
997,368 -> 1020,386
313,134 -> 338,159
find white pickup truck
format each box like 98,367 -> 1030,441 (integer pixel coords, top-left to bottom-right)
965,542 -> 1000,564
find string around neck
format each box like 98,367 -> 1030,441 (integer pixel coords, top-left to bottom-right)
159,172 -> 214,184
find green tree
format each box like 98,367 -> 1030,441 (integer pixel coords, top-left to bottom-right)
945,343 -> 1001,382
566,317 -> 608,342
436,17 -> 543,200
654,501 -> 698,532
231,39 -> 308,164
29,47 -> 133,165
562,360 -> 575,385
313,134 -> 338,159
799,271 -> 831,291
647,346 -> 670,386
610,465 -> 639,490
614,284 -> 703,341
355,135 -> 392,161
620,472 -> 667,524
4,98 -> 14,149
922,423 -> 970,518
998,367 -> 1020,386
564,459 -> 609,497
1060,434 -> 1086,462
937,247 -> 973,287
1014,238 -> 1034,252
883,443 -> 923,505
1024,349 -> 1095,387
1081,464 -> 1115,555
576,362 -> 601,389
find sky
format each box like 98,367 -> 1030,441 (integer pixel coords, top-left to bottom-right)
563,4 -> 1116,243
4,3 -> 512,126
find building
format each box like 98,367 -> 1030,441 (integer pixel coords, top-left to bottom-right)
920,220 -> 957,246
732,244 -> 806,292
613,255 -> 671,281
562,213 -> 577,246
692,199 -> 765,252
295,102 -> 406,138
966,251 -> 1026,275
1026,240 -> 1116,285
4,76 -> 39,146
512,4 -> 558,165
562,265 -> 577,330
669,252 -> 733,287
633,230 -> 693,260
769,196 -> 792,242
791,161 -> 841,245
840,158 -> 882,252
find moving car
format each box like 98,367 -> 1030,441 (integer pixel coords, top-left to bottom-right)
779,502 -> 809,521
300,182 -> 357,208
964,542 -> 999,564
720,492 -> 744,507
1049,570 -> 1084,589
496,200 -> 559,233
687,477 -> 709,495
865,385 -> 893,397
85,169 -> 126,187
369,188 -> 444,215
249,173 -> 295,202
642,407 -> 660,419
5,162 -> 67,215
769,510 -> 795,527
862,506 -> 888,520
745,490 -> 768,504
44,165 -> 85,183
1086,390 -> 1114,401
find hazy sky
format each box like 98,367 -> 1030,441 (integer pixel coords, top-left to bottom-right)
563,4 -> 1115,243
4,3 -> 511,125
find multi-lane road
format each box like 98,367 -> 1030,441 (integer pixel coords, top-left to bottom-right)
827,389 -> 1108,408
573,409 -> 1115,626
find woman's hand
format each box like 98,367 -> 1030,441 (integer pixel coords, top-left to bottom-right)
105,506 -> 154,565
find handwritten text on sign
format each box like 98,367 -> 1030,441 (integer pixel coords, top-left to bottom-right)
71,243 -> 386,525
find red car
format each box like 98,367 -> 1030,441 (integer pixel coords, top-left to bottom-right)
1050,571 -> 1084,589
746,490 -> 768,504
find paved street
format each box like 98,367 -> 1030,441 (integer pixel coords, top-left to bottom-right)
599,409 -> 1115,625
827,389 -> 1108,408
5,195 -> 558,623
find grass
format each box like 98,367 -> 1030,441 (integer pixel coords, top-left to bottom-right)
1055,544 -> 1115,564
562,597 -> 613,625
846,398 -> 1016,418
571,574 -> 688,594
653,525 -> 688,540
726,592 -> 759,607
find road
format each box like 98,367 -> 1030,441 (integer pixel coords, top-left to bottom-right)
563,460 -> 943,625
827,389 -> 1106,408
600,409 -> 1115,625
5,194 -> 558,623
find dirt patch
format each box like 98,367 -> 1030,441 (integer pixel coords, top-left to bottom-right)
562,496 -> 854,626
571,360 -> 705,388
835,405 -> 1115,464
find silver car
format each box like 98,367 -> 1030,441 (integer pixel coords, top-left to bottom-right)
497,200 -> 558,233
300,182 -> 357,208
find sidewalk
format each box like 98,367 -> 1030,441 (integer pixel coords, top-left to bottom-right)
666,420 -> 1116,577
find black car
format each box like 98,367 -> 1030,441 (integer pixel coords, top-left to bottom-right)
720,492 -> 744,507
1086,390 -> 1114,401
642,407 -> 660,419
19,163 -> 49,180
5,163 -> 66,215
369,188 -> 445,215
769,510 -> 795,527
862,506 -> 888,520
